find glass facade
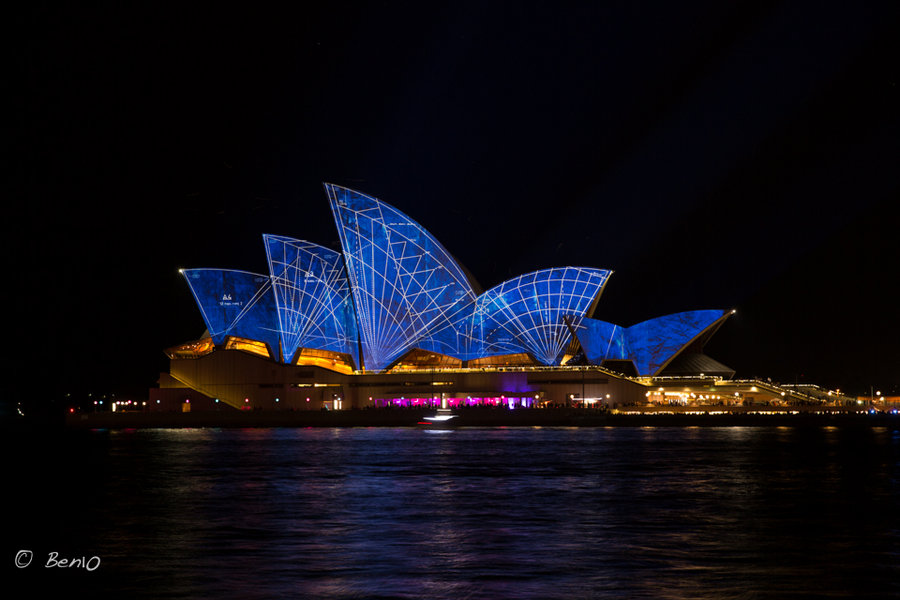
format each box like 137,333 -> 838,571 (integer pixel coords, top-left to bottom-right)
180,185 -> 727,374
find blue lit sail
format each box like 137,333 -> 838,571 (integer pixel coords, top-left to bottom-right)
263,235 -> 360,368
180,268 -> 280,356
325,183 -> 477,371
475,267 -> 612,364
576,309 -> 731,376
574,319 -> 627,363
419,267 -> 611,365
625,309 -> 729,376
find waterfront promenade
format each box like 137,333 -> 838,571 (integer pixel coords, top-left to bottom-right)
64,406 -> 899,429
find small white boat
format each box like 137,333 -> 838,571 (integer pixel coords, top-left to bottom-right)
417,408 -> 459,430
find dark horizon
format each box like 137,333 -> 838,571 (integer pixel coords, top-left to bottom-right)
8,2 -> 898,407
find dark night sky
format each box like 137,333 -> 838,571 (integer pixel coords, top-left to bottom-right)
7,1 -> 899,403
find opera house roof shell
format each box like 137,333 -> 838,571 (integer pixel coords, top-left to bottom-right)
181,184 -> 731,376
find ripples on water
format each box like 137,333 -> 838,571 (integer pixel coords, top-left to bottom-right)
8,425 -> 900,598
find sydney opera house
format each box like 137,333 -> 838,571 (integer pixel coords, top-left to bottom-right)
154,184 -> 774,413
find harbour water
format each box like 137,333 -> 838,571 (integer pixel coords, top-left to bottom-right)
7,425 -> 900,598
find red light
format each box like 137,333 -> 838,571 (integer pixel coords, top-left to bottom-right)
69,408 -> 75,413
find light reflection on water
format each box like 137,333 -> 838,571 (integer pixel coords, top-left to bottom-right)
9,425 -> 900,598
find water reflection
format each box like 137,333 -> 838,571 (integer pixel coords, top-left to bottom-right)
10,426 -> 900,598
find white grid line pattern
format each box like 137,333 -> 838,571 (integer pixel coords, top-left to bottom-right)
325,184 -> 476,371
417,267 -> 611,364
477,267 -> 611,364
263,235 -> 359,366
